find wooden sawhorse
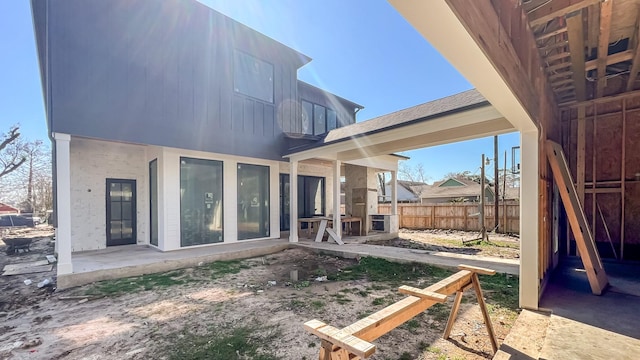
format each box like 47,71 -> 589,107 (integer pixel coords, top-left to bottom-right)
304,264 -> 499,359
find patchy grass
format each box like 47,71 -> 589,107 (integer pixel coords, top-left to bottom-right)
166,325 -> 281,360
330,257 -> 452,285
83,270 -> 194,296
207,260 -> 250,279
479,273 -> 519,311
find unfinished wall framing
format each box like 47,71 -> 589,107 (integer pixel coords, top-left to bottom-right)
561,92 -> 640,261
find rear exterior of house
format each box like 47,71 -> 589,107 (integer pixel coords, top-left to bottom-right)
31,0 -> 380,274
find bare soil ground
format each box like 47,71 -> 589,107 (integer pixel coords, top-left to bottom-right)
367,229 -> 520,260
0,229 -> 519,360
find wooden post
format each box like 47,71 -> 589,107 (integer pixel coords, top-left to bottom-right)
443,291 -> 464,339
480,154 -> 487,241
471,273 -> 498,354
494,135 -> 499,230
503,151 -> 507,233
621,99 -> 626,260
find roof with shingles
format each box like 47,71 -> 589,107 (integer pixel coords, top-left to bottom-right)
288,89 -> 488,153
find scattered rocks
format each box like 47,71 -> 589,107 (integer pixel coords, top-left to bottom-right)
21,338 -> 42,349
33,315 -> 52,325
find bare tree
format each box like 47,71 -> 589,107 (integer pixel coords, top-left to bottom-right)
0,125 -> 27,179
0,131 -> 52,214
398,162 -> 429,183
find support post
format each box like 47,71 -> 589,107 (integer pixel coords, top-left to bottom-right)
520,130 -> 540,309
289,159 -> 299,243
494,135 -> 499,230
391,170 -> 398,216
53,133 -> 73,275
333,160 -> 341,240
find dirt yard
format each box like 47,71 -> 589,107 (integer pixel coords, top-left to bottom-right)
0,230 -> 519,360
367,229 -> 520,260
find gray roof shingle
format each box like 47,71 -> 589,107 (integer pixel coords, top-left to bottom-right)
288,89 -> 488,154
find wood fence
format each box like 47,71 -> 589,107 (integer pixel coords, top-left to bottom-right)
377,202 -> 520,234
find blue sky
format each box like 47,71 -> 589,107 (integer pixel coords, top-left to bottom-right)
0,0 -> 519,183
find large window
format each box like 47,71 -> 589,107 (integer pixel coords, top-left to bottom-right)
234,50 -> 274,103
237,163 -> 270,240
180,157 -> 223,246
301,100 -> 338,135
149,159 -> 158,246
327,109 -> 337,131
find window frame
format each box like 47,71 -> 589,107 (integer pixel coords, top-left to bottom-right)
233,49 -> 275,104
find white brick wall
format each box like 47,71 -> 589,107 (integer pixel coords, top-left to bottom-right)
70,137 -> 148,251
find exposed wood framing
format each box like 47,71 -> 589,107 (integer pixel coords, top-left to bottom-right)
592,106 -> 598,234
577,106 -> 586,205
587,3 -> 600,50
596,0 -> 613,98
585,50 -> 634,71
547,61 -> 573,73
566,10 -> 587,101
529,0 -> 601,28
537,26 -> 568,41
547,51 -> 571,62
621,99 -> 626,259
627,14 -> 640,91
546,140 -> 608,295
563,88 -> 640,108
541,40 -> 570,53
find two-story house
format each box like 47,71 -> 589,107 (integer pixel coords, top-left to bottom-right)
31,0 -> 404,281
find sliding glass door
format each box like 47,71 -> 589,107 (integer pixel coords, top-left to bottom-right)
180,157 -> 223,246
237,163 -> 270,240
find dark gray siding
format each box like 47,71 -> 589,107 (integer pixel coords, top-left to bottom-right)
35,0 -> 308,161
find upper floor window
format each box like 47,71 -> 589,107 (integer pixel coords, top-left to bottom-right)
234,50 -> 274,103
301,100 -> 339,135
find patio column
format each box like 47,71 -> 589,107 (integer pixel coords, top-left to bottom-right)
289,159 -> 298,242
54,133 -> 73,275
520,129 -> 539,310
391,171 -> 398,215
333,160 -> 341,240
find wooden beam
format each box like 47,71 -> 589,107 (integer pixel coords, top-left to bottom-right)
585,50 -> 634,71
627,14 -> 640,91
529,0 -> 601,28
546,51 -> 571,62
304,320 -> 376,359
552,78 -> 575,87
443,291 -> 464,339
343,270 -> 473,342
596,0 -> 613,98
458,264 -> 497,275
577,106 -> 586,205
537,27 -> 568,41
621,99 -> 626,259
566,10 -> 587,101
562,88 -> 640,108
587,3 -> 601,50
398,286 -> 447,302
550,71 -> 574,81
470,273 -> 499,354
547,61 -> 573,73
546,140 -> 608,295
540,40 -> 569,53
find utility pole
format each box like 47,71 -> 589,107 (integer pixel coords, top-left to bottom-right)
480,154 -> 487,241
494,136 -> 499,231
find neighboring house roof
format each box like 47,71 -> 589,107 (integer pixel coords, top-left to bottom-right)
0,202 -> 19,213
419,177 -> 494,199
380,180 -> 428,202
287,89 -> 489,153
501,186 -> 520,200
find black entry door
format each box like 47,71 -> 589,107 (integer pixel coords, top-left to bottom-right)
106,179 -> 137,246
279,174 -> 325,231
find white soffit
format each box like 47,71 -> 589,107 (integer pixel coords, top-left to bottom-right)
388,0 -> 537,133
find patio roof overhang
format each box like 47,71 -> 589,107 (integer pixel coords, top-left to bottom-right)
285,104 -> 515,163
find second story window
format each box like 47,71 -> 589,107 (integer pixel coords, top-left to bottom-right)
301,100 -> 339,135
234,50 -> 274,103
